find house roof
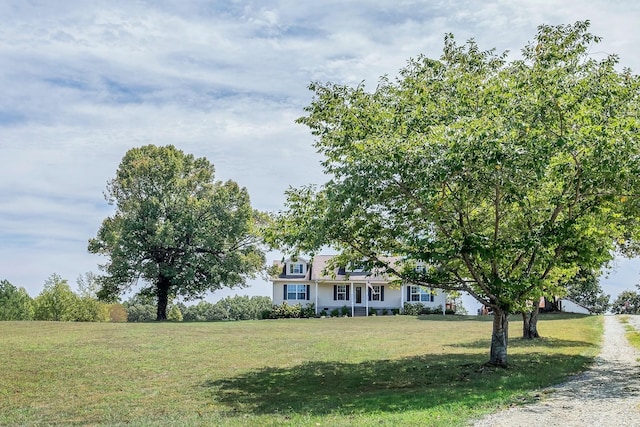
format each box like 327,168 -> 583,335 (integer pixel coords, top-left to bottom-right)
273,255 -> 397,283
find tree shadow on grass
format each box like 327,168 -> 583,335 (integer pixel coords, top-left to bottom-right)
202,352 -> 593,416
450,337 -> 595,350
415,313 -> 590,322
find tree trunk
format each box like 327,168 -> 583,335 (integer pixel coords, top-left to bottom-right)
522,305 -> 540,339
489,308 -> 508,367
156,276 -> 170,321
522,311 -> 530,337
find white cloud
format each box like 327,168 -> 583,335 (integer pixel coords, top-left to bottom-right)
1,0 -> 639,301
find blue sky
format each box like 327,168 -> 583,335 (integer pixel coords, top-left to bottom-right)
1,0 -> 640,310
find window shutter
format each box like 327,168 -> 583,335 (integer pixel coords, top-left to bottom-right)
283,284 -> 287,300
306,285 -> 310,301
333,285 -> 337,300
406,286 -> 411,301
368,287 -> 371,301
381,286 -> 385,301
346,285 -> 350,300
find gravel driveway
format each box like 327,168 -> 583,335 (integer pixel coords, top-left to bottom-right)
472,315 -> 640,427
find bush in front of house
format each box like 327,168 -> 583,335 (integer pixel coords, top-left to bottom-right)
265,302 -> 316,319
403,302 -> 450,316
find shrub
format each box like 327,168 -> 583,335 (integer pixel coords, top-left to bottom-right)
270,302 -> 301,318
391,308 -> 400,315
341,306 -> 349,316
182,296 -> 273,321
319,310 -> 328,317
267,302 -> 316,319
125,303 -> 156,322
368,307 -> 377,316
71,297 -> 110,322
330,308 -> 340,317
419,306 -> 434,315
167,305 -> 183,321
403,302 -> 423,316
108,304 -> 128,322
217,295 -> 273,321
403,303 -> 444,315
301,303 -> 316,318
183,301 -> 216,321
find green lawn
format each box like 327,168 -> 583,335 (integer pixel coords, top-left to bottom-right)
620,315 -> 640,352
0,314 -> 602,426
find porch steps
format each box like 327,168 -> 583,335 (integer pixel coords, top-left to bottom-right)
353,307 -> 367,317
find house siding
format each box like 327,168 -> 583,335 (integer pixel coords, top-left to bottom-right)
273,280 -> 449,315
559,298 -> 590,315
271,255 -> 453,316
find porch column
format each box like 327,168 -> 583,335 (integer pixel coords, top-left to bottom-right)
442,290 -> 446,315
315,281 -> 318,316
365,280 -> 369,317
400,283 -> 404,313
350,281 -> 354,317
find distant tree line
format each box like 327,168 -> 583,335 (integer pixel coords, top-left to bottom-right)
124,294 -> 273,322
0,274 -> 126,322
611,286 -> 640,314
0,274 -> 273,322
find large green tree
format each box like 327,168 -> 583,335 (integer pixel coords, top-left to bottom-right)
33,274 -> 78,321
267,22 -> 640,366
89,145 -> 265,320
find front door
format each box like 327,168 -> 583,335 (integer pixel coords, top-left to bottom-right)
355,286 -> 362,304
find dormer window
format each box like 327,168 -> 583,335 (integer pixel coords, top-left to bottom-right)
285,258 -> 307,276
347,262 -> 366,273
415,263 -> 427,273
289,263 -> 305,274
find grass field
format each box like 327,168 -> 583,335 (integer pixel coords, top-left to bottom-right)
620,315 -> 640,352
0,314 -> 602,426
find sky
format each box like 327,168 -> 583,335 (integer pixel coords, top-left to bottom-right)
2,0 -> 640,311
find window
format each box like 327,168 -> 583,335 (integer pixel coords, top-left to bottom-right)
334,284 -> 350,301
410,286 -> 434,302
289,263 -> 305,275
415,263 -> 427,273
336,285 -> 347,300
348,264 -> 365,273
284,284 -> 308,300
368,285 -> 384,301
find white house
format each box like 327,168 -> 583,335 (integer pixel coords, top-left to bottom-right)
271,255 -> 454,316
556,298 -> 591,315
539,296 -> 592,315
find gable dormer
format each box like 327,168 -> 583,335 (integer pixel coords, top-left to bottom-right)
337,261 -> 368,277
283,257 -> 308,278
415,262 -> 428,273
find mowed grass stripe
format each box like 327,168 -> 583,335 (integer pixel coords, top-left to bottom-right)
0,314 -> 601,426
